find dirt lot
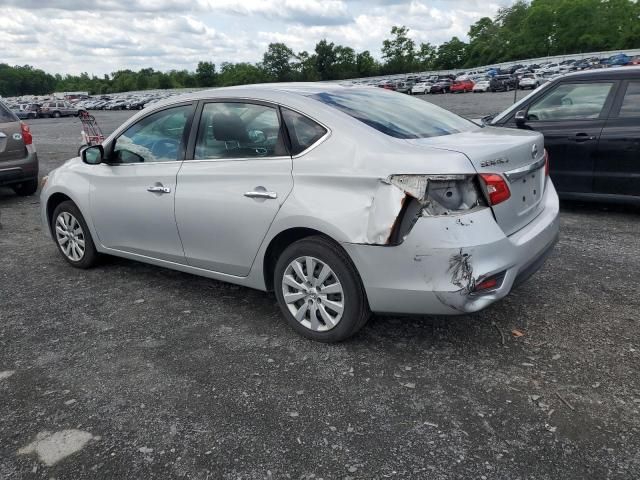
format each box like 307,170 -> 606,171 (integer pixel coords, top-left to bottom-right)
1,91 -> 639,479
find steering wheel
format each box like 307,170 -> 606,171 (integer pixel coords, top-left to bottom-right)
150,139 -> 180,159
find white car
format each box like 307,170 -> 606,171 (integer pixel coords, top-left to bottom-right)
411,82 -> 432,94
41,84 -> 559,342
473,80 -> 491,92
519,74 -> 541,89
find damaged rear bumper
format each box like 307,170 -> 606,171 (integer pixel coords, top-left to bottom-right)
342,181 -> 560,315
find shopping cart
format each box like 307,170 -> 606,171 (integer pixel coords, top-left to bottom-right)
78,111 -> 105,155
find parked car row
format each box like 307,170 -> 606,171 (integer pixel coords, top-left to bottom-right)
5,100 -> 85,119
75,92 -> 179,111
347,52 -> 639,96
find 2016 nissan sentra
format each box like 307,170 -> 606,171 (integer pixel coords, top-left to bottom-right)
40,84 -> 559,342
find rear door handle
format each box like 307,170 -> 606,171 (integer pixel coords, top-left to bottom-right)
147,186 -> 171,194
573,133 -> 596,142
244,190 -> 277,199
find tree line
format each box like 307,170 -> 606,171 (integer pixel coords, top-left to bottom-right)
1,0 -> 639,97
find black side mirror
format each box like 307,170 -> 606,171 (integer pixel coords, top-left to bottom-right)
81,144 -> 104,165
514,110 -> 527,127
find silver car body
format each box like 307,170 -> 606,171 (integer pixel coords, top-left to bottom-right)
41,84 -> 559,315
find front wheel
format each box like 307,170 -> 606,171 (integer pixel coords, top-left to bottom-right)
51,201 -> 99,269
274,236 -> 370,342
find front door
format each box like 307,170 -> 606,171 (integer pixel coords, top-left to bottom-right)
175,101 -> 293,276
89,103 -> 194,263
515,80 -> 617,194
594,80 -> 640,197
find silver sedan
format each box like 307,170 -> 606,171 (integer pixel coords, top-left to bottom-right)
41,84 -> 559,342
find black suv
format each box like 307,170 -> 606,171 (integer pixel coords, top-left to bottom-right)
489,75 -> 518,92
489,67 -> 640,205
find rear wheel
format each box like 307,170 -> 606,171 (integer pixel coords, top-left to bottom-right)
274,236 -> 370,342
12,179 -> 38,196
51,201 -> 99,269
52,111 -> 61,118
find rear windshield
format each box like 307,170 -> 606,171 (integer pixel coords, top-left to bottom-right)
310,88 -> 477,139
0,101 -> 18,123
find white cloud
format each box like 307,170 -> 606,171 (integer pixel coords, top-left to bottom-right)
0,0 -> 517,75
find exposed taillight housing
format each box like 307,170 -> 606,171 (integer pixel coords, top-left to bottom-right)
544,148 -> 549,176
389,174 -> 487,216
20,121 -> 33,146
479,173 -> 511,206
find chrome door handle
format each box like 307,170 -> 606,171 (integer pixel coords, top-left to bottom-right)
244,191 -> 277,199
147,186 -> 171,194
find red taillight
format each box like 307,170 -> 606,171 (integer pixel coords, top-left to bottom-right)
475,278 -> 498,290
480,173 -> 511,205
20,122 -> 33,146
544,148 -> 549,176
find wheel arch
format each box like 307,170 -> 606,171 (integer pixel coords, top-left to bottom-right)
262,227 -> 351,292
46,192 -> 74,235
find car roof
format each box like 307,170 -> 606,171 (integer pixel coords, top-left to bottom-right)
561,66 -> 640,80
148,82 -> 376,108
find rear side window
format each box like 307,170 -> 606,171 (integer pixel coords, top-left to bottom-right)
282,108 -> 327,155
0,102 -> 17,122
310,89 -> 477,139
618,82 -> 640,117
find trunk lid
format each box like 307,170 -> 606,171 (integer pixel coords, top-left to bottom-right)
407,127 -> 547,236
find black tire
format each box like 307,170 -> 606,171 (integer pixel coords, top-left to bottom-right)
51,200 -> 99,269
12,179 -> 38,196
28,112 -> 37,119
274,236 -> 371,342
52,111 -> 61,118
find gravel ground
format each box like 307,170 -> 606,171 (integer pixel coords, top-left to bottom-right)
1,91 -> 639,480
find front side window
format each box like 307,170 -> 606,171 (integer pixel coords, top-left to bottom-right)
112,105 -> 191,163
618,82 -> 640,117
527,82 -> 613,121
310,88 -> 477,139
194,102 -> 286,160
282,108 -> 327,155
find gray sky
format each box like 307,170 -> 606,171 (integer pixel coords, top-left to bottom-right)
0,0 -> 516,75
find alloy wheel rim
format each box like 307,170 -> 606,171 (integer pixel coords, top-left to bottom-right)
55,212 -> 85,261
282,256 -> 344,332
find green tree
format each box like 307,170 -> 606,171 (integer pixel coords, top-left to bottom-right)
262,43 -> 294,81
217,62 -> 269,86
196,61 -> 217,87
434,37 -> 469,69
294,51 -> 320,81
314,39 -> 337,80
381,25 -> 415,73
416,42 -> 436,70
356,50 -> 378,77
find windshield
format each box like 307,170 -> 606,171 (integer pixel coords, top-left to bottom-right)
310,88 -> 478,139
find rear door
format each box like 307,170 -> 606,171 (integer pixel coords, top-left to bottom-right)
594,80 -> 640,198
507,80 -> 618,194
175,100 -> 294,276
